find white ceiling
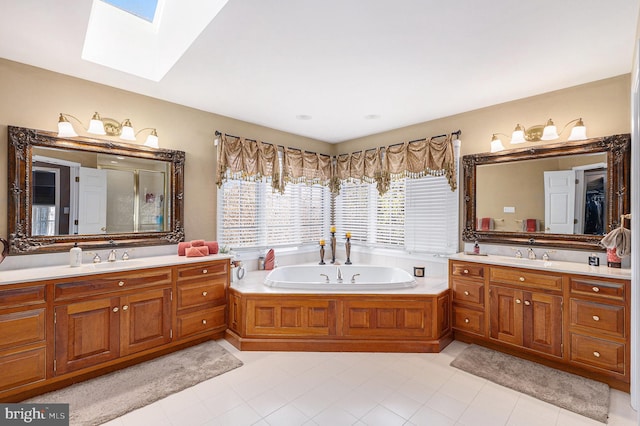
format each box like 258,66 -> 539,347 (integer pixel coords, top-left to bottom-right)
1,0 -> 638,143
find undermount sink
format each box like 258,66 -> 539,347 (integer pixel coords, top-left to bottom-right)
84,260 -> 145,270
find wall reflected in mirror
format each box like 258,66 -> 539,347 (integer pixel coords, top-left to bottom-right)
31,147 -> 169,237
475,152 -> 607,235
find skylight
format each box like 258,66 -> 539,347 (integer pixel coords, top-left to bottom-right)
82,0 -> 229,81
103,0 -> 158,23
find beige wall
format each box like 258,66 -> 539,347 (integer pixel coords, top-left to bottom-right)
0,58 -> 331,241
338,75 -> 630,157
0,58 -> 631,244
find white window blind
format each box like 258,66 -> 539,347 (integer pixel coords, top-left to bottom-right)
335,175 -> 458,254
217,180 -> 330,249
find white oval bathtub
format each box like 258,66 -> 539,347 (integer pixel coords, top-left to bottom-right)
264,265 -> 417,290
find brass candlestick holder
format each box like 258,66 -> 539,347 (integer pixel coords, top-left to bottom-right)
345,237 -> 352,264
319,243 -> 326,265
330,232 -> 336,264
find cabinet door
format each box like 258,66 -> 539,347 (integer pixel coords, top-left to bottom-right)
55,297 -> 120,375
489,285 -> 523,346
120,288 -> 172,356
523,291 -> 563,357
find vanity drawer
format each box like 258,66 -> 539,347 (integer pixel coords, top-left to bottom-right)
570,299 -> 624,337
452,306 -> 484,336
176,305 -> 226,339
0,286 -> 46,308
570,333 -> 625,374
176,261 -> 228,281
0,309 -> 46,349
176,279 -> 227,311
452,280 -> 484,306
450,262 -> 484,280
0,347 -> 47,392
489,267 -> 562,291
570,277 -> 626,301
54,269 -> 172,301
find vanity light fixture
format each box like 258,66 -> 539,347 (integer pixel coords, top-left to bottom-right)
57,112 -> 158,146
491,117 -> 587,151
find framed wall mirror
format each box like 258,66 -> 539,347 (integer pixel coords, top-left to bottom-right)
8,126 -> 185,254
462,134 -> 630,250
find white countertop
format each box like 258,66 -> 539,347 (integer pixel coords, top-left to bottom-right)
449,253 -> 631,279
0,254 -> 234,286
230,269 -> 449,295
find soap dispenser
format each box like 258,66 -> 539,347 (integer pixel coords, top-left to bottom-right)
70,243 -> 82,267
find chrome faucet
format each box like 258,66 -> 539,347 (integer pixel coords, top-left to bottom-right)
350,273 -> 360,284
108,249 -> 117,262
337,267 -> 343,283
527,247 -> 536,260
319,273 -> 330,283
514,249 -> 523,259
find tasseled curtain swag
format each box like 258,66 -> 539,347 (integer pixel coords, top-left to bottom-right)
216,134 -> 456,195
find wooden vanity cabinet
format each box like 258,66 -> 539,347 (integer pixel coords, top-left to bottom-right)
0,284 -> 47,395
450,261 -> 486,337
175,261 -> 228,339
449,258 -> 631,390
54,270 -> 173,375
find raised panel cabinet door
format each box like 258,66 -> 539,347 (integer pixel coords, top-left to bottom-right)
54,297 -> 120,375
343,300 -> 432,338
120,288 -> 172,356
522,291 -> 563,357
489,285 -> 523,346
246,299 -> 335,336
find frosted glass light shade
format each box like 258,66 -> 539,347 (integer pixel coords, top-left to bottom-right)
120,119 -> 136,140
57,114 -> 78,137
541,119 -> 559,140
567,118 -> 587,141
87,112 -> 106,135
510,124 -> 526,144
144,129 -> 159,148
490,135 -> 505,152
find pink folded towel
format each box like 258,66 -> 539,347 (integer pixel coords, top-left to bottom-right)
178,242 -> 191,256
478,217 -> 494,231
264,248 -> 275,270
190,239 -> 205,247
185,246 -> 208,257
205,241 -> 219,254
524,219 -> 537,232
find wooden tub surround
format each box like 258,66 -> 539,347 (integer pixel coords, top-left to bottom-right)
449,253 -> 631,391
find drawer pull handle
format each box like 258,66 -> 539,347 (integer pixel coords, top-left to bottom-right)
113,307 -> 119,313
463,269 -> 469,274
519,277 -> 525,282
122,305 -> 129,311
524,300 -> 531,306
593,351 -> 601,358
202,319 -> 207,325
118,281 -> 125,287
202,269 -> 208,274
515,299 -> 522,304
463,291 -> 470,296
592,286 -> 600,293
464,318 -> 470,323
592,315 -> 600,321
202,291 -> 208,297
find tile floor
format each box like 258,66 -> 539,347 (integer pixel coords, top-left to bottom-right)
103,339 -> 638,426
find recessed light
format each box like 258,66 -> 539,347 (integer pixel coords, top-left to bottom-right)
364,114 -> 380,120
296,115 -> 312,120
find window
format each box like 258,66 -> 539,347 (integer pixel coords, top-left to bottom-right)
217,180 -> 330,249
335,175 -> 458,254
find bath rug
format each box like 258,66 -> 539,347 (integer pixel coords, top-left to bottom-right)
25,340 -> 243,426
450,344 -> 609,423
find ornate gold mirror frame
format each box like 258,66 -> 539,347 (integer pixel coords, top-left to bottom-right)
462,134 -> 630,250
7,126 -> 185,254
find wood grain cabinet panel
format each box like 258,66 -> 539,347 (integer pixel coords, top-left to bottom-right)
176,306 -> 226,339
0,347 -> 46,392
450,262 -> 484,279
0,286 -> 45,308
570,277 -> 625,301
570,299 -> 624,337
343,301 -> 432,338
452,280 -> 483,305
246,299 -> 335,336
490,267 -> 562,291
120,288 -> 172,356
452,306 -> 484,336
0,309 -> 46,350
570,333 -> 625,374
176,279 -> 226,310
